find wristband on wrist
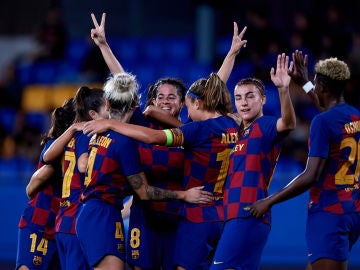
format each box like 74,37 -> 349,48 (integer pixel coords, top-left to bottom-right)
302,81 -> 314,93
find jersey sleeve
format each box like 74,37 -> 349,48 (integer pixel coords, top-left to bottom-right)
75,132 -> 91,157
165,121 -> 200,147
260,116 -> 279,140
116,134 -> 143,176
308,114 -> 330,158
39,139 -> 55,165
130,106 -> 148,126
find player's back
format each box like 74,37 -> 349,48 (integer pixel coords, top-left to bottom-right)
308,103 -> 360,214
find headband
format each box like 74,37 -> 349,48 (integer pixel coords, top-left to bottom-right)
186,90 -> 199,99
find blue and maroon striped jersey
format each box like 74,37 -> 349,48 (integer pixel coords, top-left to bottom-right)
137,121 -> 184,215
19,140 -> 62,240
308,103 -> 360,214
223,116 -> 284,224
167,115 -> 239,223
81,130 -> 142,208
55,131 -> 89,234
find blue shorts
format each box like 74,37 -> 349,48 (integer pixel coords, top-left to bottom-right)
174,218 -> 223,270
210,217 -> 270,270
306,211 -> 360,264
16,227 -> 60,270
76,199 -> 126,267
126,203 -> 180,269
55,232 -> 90,270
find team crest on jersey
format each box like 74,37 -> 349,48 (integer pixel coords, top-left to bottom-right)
132,250 -> 140,259
117,243 -> 125,254
60,199 -> 71,207
33,255 -> 42,266
243,128 -> 250,137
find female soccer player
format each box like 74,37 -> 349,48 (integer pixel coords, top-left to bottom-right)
76,71 -> 213,270
16,98 -> 75,270
250,52 -> 360,270
43,86 -> 109,270
210,53 -> 296,270
83,70 -> 242,270
88,12 -> 247,270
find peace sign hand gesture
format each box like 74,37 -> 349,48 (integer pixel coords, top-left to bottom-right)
90,12 -> 107,46
229,22 -> 247,57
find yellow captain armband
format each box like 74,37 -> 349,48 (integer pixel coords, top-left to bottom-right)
163,129 -> 173,146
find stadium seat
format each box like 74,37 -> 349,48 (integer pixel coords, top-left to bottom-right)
108,37 -> 140,63
166,36 -> 194,61
21,85 -> 52,112
143,37 -> 166,60
55,61 -> 80,83
184,62 -> 212,85
31,61 -> 59,84
215,35 -> 232,57
0,107 -> 17,134
25,111 -> 50,133
51,84 -> 78,108
65,38 -> 91,68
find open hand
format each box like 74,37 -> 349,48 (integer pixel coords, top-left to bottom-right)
184,186 -> 214,204
83,119 -> 110,136
270,53 -> 293,90
288,50 -> 309,86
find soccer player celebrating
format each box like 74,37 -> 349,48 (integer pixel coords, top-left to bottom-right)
250,51 -> 360,270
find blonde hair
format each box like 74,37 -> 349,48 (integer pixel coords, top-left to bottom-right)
103,72 -> 139,117
187,73 -> 232,115
314,58 -> 350,81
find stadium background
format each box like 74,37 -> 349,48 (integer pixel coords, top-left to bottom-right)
1,0 -> 360,269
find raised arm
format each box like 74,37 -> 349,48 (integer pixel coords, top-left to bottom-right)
43,122 -> 84,163
127,172 -> 213,204
288,50 -> 323,112
26,165 -> 56,199
83,119 -> 167,145
90,13 -> 124,74
270,53 -> 296,132
217,22 -> 247,83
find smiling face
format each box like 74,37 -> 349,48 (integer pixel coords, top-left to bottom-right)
234,83 -> 265,127
152,83 -> 183,117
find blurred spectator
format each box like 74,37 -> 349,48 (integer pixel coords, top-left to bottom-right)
0,127 -> 36,184
290,12 -> 316,53
80,38 -> 110,83
30,3 -> 68,63
12,111 -> 44,165
346,31 -> 360,107
315,3 -> 352,59
0,62 -> 23,110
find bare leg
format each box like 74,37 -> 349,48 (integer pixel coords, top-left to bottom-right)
94,255 -> 125,270
311,258 -> 347,270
